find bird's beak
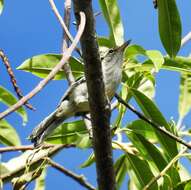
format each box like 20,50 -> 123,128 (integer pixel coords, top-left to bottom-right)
115,40 -> 131,52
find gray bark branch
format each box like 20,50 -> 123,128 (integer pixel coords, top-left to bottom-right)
73,1 -> 116,190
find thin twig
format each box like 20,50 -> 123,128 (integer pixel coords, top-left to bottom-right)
115,93 -> 191,149
49,0 -> 81,56
0,12 -> 86,120
0,144 -> 75,153
0,50 -> 35,110
143,147 -> 189,190
47,158 -> 96,190
181,31 -> 191,47
61,0 -> 75,85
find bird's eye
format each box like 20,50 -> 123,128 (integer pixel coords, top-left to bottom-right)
100,56 -> 104,61
108,49 -> 114,54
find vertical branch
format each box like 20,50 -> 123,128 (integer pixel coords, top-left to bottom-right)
73,1 -> 116,190
61,0 -> 75,85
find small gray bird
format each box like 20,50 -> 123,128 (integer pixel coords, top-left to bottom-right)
29,40 -> 131,146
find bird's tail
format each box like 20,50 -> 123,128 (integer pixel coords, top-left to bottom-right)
28,111 -> 66,147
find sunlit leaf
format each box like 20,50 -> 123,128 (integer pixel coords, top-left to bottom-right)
178,73 -> 191,120
98,36 -> 113,48
0,85 -> 27,123
124,44 -> 146,59
125,153 -> 158,190
80,152 -> 95,168
130,88 -> 178,159
0,119 -> 21,146
17,54 -> 84,80
158,0 -> 182,57
0,0 -> 3,15
45,120 -> 89,145
127,120 -> 158,143
115,155 -> 127,190
146,50 -> 164,72
129,56 -> 191,75
98,0 -> 124,46
126,132 -> 181,187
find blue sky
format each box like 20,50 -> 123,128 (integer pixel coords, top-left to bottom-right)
1,0 -> 191,189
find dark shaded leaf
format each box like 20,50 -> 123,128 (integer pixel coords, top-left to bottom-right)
45,120 -> 89,146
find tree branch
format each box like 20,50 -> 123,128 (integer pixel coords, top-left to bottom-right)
1,145 -> 65,182
0,144 -> 75,153
0,50 -> 34,110
0,12 -> 86,120
73,1 -> 116,190
181,31 -> 191,47
49,0 -> 81,56
61,0 -> 76,85
47,158 -> 96,190
115,93 -> 191,149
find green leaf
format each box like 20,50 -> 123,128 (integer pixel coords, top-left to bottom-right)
125,153 -> 158,190
174,179 -> 191,190
127,120 -> 158,143
34,168 -> 46,190
0,0 -> 3,15
0,119 -> 21,146
98,0 -> 124,46
126,132 -> 181,187
124,45 -> 164,72
80,152 -> 95,168
45,120 -> 89,145
139,56 -> 191,74
17,54 -> 84,80
158,0 -> 182,57
124,44 -> 146,58
130,88 -> 178,159
115,155 -> 127,190
146,50 -> 164,72
97,36 -> 113,48
0,85 -> 27,123
178,73 -> 191,120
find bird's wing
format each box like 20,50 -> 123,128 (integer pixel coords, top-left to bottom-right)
57,76 -> 86,107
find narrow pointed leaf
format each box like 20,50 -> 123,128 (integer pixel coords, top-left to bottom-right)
45,120 -> 88,145
0,119 -> 21,146
0,86 -> 27,123
178,73 -> 191,119
141,56 -> 191,74
98,0 -> 124,45
17,54 -> 84,79
130,88 -> 178,159
80,152 -> 95,168
126,132 -> 181,186
115,155 -> 127,190
158,0 -> 182,57
125,153 -> 158,190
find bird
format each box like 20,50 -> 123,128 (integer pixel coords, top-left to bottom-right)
29,40 -> 131,146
